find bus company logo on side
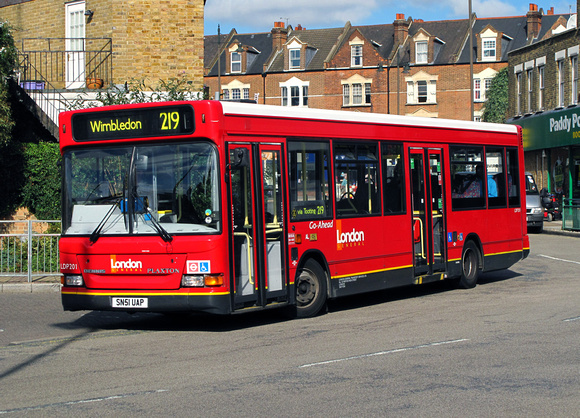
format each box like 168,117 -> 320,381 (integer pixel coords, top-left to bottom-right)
336,220 -> 365,251
309,220 -> 333,230
186,260 -> 211,274
110,255 -> 143,272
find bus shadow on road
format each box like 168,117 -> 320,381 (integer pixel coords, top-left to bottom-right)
327,269 -> 522,314
57,308 -> 293,333
56,270 -> 522,332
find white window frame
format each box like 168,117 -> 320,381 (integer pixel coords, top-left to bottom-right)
341,75 -> 372,107
527,69 -> 533,113
231,51 -> 241,73
290,49 -> 301,70
558,59 -> 565,107
571,55 -> 578,105
516,71 -> 522,115
405,71 -> 438,105
474,79 -> 482,101
538,65 -> 545,110
482,38 -> 496,61
280,77 -> 309,107
416,41 -> 428,64
222,79 -> 251,102
351,45 -> 363,67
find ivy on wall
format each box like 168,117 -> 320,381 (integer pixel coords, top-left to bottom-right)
482,67 -> 509,124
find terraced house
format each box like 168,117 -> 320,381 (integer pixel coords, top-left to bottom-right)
508,1 -> 580,207
204,4 -> 572,121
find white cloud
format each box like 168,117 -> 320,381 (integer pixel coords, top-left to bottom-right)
205,0 -> 379,31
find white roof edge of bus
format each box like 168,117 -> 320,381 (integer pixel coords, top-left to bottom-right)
219,102 -> 518,134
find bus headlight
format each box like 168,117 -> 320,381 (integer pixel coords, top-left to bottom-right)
182,275 -> 204,287
64,274 -> 84,286
182,274 -> 224,287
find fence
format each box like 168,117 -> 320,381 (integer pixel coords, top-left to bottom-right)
0,220 -> 61,283
562,200 -> 580,231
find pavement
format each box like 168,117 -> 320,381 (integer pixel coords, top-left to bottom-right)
0,220 -> 577,294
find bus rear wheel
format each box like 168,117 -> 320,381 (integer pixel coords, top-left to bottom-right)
458,241 -> 479,289
294,259 -> 327,318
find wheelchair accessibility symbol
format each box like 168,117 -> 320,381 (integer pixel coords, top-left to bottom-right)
187,260 -> 211,274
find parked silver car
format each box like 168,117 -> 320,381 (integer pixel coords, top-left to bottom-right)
525,172 -> 543,233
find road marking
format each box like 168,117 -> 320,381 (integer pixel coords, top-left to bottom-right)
0,390 -> 167,415
299,339 -> 469,368
563,316 -> 580,322
538,254 -> 580,265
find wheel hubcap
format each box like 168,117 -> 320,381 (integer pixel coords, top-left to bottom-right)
296,270 -> 317,306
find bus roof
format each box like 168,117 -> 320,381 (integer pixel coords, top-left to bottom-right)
220,102 -> 518,135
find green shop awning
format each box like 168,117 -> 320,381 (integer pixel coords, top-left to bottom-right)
508,106 -> 580,151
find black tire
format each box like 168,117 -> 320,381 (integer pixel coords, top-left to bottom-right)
294,259 -> 328,318
457,241 -> 479,289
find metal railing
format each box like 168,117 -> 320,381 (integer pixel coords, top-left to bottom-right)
18,37 -> 112,89
562,199 -> 580,231
0,220 -> 61,282
15,37 -> 113,136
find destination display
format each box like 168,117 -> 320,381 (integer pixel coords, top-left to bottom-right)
71,105 -> 195,141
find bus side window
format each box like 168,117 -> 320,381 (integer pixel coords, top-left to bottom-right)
450,146 -> 485,210
334,142 -> 380,217
381,143 -> 405,214
506,147 -> 520,207
486,147 -> 507,208
288,141 -> 332,221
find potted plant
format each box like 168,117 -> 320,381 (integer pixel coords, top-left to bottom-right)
87,77 -> 104,89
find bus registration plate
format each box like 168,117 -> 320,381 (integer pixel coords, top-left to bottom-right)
112,297 -> 148,309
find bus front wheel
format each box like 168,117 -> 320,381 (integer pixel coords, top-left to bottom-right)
458,241 -> 479,289
294,259 -> 327,318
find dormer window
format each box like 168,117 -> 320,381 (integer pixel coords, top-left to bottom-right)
416,41 -> 428,64
290,49 -> 301,69
482,38 -> 496,61
231,51 -> 242,73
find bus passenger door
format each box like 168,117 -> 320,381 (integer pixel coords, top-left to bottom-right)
256,145 -> 287,305
409,149 -> 446,277
227,144 -> 287,311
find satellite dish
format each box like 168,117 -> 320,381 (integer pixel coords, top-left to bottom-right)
567,14 -> 577,30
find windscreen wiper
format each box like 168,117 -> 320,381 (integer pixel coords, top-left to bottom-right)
89,199 -> 122,244
141,207 -> 173,242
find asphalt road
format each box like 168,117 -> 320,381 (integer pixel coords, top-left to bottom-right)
0,234 -> 579,416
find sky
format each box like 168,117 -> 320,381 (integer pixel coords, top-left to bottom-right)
204,0 -> 576,35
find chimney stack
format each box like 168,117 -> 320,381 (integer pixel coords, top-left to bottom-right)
527,3 -> 542,40
271,22 -> 288,51
393,13 -> 410,46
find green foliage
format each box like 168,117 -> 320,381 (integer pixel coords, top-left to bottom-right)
482,67 -> 509,124
0,21 -> 16,147
0,21 -> 17,78
70,73 -> 202,109
21,142 -> 61,220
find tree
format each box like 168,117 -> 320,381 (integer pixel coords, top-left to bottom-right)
21,142 -> 61,220
482,67 -> 509,124
0,21 -> 16,146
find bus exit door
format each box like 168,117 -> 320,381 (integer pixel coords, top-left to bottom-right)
227,144 -> 287,311
409,149 -> 446,278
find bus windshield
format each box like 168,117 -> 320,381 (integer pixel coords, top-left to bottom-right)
62,142 -> 220,238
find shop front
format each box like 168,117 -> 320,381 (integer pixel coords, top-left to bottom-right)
509,106 -> 580,230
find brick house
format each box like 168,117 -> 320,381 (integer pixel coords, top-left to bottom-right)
204,5 -> 571,122
507,1 -> 580,203
0,0 -> 206,137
